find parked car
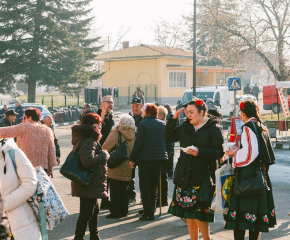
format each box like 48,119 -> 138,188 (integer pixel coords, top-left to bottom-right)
7,103 -> 55,122
176,86 -> 235,117
263,85 -> 290,113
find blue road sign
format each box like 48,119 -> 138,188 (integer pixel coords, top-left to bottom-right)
228,77 -> 241,91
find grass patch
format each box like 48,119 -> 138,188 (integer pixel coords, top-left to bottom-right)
18,94 -> 84,108
261,113 -> 290,121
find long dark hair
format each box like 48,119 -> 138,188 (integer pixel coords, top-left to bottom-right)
240,100 -> 267,131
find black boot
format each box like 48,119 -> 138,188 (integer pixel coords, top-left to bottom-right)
90,232 -> 101,240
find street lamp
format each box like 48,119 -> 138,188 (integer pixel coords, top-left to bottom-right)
192,0 -> 197,97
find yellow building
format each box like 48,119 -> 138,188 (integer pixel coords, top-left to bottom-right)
96,44 -> 234,104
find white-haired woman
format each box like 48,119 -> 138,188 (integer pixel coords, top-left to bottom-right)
102,114 -> 136,218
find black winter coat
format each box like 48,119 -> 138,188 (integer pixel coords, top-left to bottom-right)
0,117 -> 14,127
165,116 -> 224,188
129,112 -> 143,127
129,115 -> 168,163
71,124 -> 109,199
97,109 -> 115,145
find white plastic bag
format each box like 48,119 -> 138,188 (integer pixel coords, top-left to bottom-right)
211,159 -> 235,214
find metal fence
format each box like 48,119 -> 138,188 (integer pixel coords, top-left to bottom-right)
115,84 -> 157,105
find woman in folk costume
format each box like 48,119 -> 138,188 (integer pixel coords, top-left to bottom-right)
165,99 -> 224,240
0,138 -> 41,240
225,100 -> 276,240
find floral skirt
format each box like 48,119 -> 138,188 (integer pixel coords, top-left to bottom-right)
168,186 -> 214,222
225,165 -> 276,232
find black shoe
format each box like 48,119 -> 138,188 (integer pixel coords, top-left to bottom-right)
138,209 -> 144,214
90,235 -> 101,240
106,213 -> 121,219
139,214 -> 155,221
100,200 -> 110,210
129,198 -> 137,204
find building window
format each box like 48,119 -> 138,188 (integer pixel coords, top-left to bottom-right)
168,71 -> 189,88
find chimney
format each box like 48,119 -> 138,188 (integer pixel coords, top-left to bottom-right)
123,41 -> 129,49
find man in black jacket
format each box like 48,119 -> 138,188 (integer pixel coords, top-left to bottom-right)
128,97 -> 144,203
79,103 -> 94,120
0,105 -> 8,119
14,101 -> 25,125
0,110 -> 17,127
97,95 -> 115,209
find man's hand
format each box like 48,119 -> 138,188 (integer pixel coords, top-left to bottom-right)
187,148 -> 199,156
173,108 -> 184,119
100,103 -> 107,121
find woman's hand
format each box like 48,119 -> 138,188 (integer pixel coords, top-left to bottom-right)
173,108 -> 184,119
129,161 -> 135,169
187,148 -> 199,156
226,148 -> 239,157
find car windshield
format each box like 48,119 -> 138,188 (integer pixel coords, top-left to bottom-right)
181,91 -> 214,103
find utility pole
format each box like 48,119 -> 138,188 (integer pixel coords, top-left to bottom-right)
193,0 -> 197,97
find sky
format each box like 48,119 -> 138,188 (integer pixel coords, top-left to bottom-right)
90,0 -> 193,49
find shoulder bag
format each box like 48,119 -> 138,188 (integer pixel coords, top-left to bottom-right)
196,169 -> 215,206
107,132 -> 128,169
60,139 -> 97,187
233,122 -> 269,197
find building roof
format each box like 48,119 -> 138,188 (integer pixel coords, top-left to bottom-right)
96,44 -> 203,61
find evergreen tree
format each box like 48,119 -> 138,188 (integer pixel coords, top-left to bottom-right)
0,0 -> 102,102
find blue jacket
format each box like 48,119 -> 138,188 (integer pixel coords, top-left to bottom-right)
129,115 -> 168,163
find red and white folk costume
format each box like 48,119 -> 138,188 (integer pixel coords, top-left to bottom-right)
233,118 -> 259,168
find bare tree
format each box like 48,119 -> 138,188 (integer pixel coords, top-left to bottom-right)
154,19 -> 188,48
190,0 -> 290,81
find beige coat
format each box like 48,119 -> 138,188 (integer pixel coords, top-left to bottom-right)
0,139 -> 41,240
103,125 -> 136,182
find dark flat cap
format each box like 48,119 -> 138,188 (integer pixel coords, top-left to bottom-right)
5,109 -> 18,116
131,97 -> 142,104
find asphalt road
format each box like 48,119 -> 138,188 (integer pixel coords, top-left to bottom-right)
48,111 -> 290,240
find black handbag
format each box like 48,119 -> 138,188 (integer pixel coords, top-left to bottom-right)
233,122 -> 269,197
196,169 -> 215,206
107,132 -> 128,169
60,149 -> 97,187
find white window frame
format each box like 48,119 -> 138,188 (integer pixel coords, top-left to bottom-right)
168,70 -> 190,89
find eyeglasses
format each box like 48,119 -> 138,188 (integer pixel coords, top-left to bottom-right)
104,101 -> 114,104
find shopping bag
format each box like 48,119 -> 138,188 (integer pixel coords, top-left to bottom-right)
211,159 -> 235,213
28,167 -> 69,230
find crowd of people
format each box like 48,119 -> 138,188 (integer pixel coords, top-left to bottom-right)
0,88 -> 278,240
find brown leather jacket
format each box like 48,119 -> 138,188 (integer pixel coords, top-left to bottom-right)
71,124 -> 109,199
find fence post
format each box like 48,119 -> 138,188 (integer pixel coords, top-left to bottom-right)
51,95 -> 53,109
64,95 -> 67,107
155,84 -> 157,102
77,93 -> 79,107
128,85 -> 130,105
0,100 -> 2,105
42,96 -> 44,105
145,85 -> 147,99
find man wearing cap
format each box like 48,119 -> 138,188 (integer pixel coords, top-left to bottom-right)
129,97 -> 144,127
0,110 -> 17,127
128,97 -> 144,204
0,105 -> 8,119
15,101 -> 25,125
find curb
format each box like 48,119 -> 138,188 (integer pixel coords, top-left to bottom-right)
54,121 -> 77,127
272,142 -> 290,149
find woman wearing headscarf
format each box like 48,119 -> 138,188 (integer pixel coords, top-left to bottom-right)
102,114 -> 136,218
165,99 -> 224,240
225,100 -> 276,240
